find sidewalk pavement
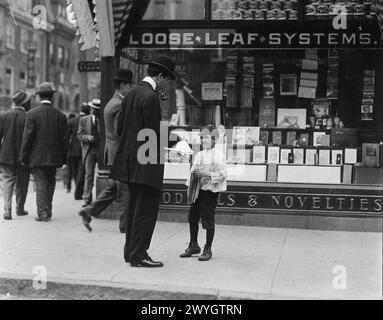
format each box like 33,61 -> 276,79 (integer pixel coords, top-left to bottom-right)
0,187 -> 382,300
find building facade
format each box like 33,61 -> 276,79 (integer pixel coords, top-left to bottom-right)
0,0 -> 100,113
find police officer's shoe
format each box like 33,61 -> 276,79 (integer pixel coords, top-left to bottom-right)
180,242 -> 201,258
198,245 -> 212,261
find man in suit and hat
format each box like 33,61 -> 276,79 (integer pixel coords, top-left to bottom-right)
77,99 -> 101,207
0,90 -> 31,220
110,55 -> 176,267
78,69 -> 134,232
20,82 -> 69,222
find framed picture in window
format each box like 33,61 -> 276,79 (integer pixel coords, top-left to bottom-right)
331,149 -> 343,165
280,74 -> 297,96
280,148 -> 292,164
267,146 -> 280,164
319,149 -> 330,165
305,149 -> 318,165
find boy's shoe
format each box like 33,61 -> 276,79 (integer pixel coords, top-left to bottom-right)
3,213 -> 12,220
180,242 -> 201,258
198,245 -> 212,261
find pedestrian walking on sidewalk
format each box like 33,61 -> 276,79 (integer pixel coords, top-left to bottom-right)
0,90 -> 31,220
19,82 -> 69,222
64,113 -> 78,193
181,125 -> 227,261
79,69 -> 134,233
77,99 -> 101,207
110,55 -> 176,268
73,103 -> 90,200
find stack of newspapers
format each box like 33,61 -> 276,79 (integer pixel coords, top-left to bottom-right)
187,170 -> 200,204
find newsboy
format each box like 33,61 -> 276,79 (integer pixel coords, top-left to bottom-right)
20,82 -> 69,222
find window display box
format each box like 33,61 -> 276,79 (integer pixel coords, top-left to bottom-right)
278,164 -> 341,184
164,162 -> 191,180
227,164 -> 267,182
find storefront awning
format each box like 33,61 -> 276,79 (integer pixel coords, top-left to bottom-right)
67,0 -> 148,57
376,0 -> 383,36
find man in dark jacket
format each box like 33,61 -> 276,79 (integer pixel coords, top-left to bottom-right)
78,69 -> 133,232
0,90 -> 31,220
20,82 -> 69,222
67,112 -> 82,193
73,103 -> 90,200
77,99 -> 101,207
110,55 -> 176,268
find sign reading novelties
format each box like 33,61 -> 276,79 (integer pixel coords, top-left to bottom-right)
124,24 -> 383,49
161,189 -> 383,214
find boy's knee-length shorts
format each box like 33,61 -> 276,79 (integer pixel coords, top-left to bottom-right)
188,190 -> 219,230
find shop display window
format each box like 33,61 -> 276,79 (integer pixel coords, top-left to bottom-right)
142,0 -> 206,20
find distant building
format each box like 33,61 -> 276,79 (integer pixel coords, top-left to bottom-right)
0,0 -> 100,113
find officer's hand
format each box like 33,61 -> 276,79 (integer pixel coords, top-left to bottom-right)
88,135 -> 95,142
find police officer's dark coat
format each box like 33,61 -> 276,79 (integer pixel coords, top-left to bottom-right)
110,82 -> 164,190
19,102 -> 69,168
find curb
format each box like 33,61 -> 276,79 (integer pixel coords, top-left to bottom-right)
1,275 -> 282,300
0,275 -> 308,300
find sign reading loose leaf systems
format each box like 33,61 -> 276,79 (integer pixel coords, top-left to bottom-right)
78,61 -> 101,72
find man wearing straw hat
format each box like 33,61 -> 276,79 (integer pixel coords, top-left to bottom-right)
0,90 -> 31,220
77,99 -> 101,207
20,82 -> 69,222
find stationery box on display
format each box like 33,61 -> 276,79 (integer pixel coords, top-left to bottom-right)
164,162 -> 191,180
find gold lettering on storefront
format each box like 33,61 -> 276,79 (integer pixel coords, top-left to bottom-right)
326,197 -> 334,210
374,199 -> 382,212
360,198 -> 369,211
312,197 -> 321,209
227,194 -> 236,207
298,196 -> 308,207
175,193 -> 183,205
163,192 -> 171,204
284,196 -> 294,209
337,198 -> 345,210
248,195 -> 258,207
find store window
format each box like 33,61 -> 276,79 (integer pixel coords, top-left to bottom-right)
6,23 -> 16,49
19,71 -> 26,89
49,43 -> 55,65
16,0 -> 32,12
58,46 -> 64,67
33,32 -> 42,58
142,0 -> 205,20
211,0 -> 298,20
64,49 -> 70,69
5,68 -> 14,95
20,28 -> 29,54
